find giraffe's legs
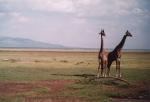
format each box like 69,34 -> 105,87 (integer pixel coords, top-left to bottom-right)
97,61 -> 100,78
104,61 -> 107,77
101,62 -> 104,77
107,68 -> 110,77
116,59 -> 121,78
107,60 -> 112,77
116,60 -> 119,78
118,60 -> 121,78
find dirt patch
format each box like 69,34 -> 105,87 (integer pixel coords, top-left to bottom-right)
0,80 -> 91,102
0,82 -> 34,95
0,80 -> 88,102
25,97 -> 90,102
112,98 -> 150,102
33,80 -> 75,92
111,81 -> 150,102
0,80 -> 75,95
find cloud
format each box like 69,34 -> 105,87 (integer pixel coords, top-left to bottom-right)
0,12 -> 5,16
0,12 -> 30,23
10,12 -> 29,23
28,0 -> 75,13
1,0 -> 146,17
0,0 -> 149,49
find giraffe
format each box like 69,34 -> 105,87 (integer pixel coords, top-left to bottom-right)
97,29 -> 108,77
107,30 -> 132,78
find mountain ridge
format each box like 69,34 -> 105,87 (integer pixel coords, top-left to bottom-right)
0,36 -> 66,48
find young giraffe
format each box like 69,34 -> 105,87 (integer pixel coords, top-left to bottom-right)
97,29 -> 108,77
107,30 -> 132,78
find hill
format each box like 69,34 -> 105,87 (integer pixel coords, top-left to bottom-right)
0,36 -> 66,49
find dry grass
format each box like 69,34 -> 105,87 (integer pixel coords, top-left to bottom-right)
0,50 -> 149,102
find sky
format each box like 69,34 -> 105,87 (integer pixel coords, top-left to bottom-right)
0,0 -> 150,49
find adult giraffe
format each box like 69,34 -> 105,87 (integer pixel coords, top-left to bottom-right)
97,29 -> 107,77
107,30 -> 132,78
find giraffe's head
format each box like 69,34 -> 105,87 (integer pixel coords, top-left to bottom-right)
125,30 -> 132,37
99,29 -> 106,36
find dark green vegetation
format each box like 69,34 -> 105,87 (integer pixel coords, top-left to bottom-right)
0,51 -> 149,102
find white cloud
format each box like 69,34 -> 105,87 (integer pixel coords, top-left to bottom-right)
3,0 -> 142,17
28,0 -> 75,13
9,12 -> 30,23
0,12 -> 30,26
0,12 -> 5,17
1,0 -> 149,49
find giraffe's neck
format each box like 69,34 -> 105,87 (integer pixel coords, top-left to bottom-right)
99,35 -> 104,55
113,35 -> 127,52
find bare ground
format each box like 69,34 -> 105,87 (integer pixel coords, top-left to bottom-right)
0,79 -> 149,102
0,80 -> 90,102
25,97 -> 89,102
0,80 -> 74,95
111,81 -> 150,102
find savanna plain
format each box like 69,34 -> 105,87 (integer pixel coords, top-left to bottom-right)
0,50 -> 149,102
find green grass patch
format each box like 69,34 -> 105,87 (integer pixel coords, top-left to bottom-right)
0,96 -> 23,102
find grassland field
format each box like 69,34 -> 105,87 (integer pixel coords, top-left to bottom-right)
0,50 -> 150,102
